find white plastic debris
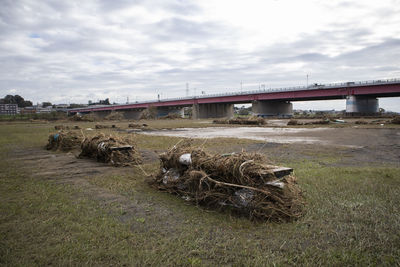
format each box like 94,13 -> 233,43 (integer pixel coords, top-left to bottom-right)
85,128 -> 94,131
266,180 -> 285,189
162,169 -> 180,184
234,189 -> 254,207
181,195 -> 191,201
97,142 -> 106,152
179,153 -> 192,165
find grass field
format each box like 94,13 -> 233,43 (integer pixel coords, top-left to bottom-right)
1,121 -> 399,266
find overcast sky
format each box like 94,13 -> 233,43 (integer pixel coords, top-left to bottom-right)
1,0 -> 400,111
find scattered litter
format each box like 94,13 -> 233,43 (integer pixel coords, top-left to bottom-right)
86,128 -> 94,131
46,131 -> 83,151
79,133 -> 141,166
150,141 -> 304,222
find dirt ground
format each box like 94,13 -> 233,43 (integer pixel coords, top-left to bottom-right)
10,147 -> 187,235
142,126 -> 400,166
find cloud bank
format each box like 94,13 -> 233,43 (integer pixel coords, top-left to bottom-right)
0,0 -> 399,110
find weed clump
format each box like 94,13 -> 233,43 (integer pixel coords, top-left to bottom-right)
151,141 -> 304,222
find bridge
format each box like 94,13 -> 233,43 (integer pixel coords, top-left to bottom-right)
69,78 -> 400,119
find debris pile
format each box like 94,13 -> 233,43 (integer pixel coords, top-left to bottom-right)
159,113 -> 182,120
391,116 -> 400,124
69,113 -> 97,122
213,117 -> 265,125
79,133 -> 142,166
95,124 -> 116,129
151,142 -> 304,222
287,119 -> 300,126
46,131 -> 83,151
105,111 -> 124,121
129,123 -> 148,128
55,125 -> 69,130
355,120 -> 369,125
140,106 -> 157,120
305,119 -> 330,125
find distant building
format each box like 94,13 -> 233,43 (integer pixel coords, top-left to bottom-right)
55,104 -> 69,110
20,105 -> 53,114
20,107 -> 34,114
0,104 -> 19,115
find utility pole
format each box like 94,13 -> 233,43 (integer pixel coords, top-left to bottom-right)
307,74 -> 309,88
240,81 -> 243,92
186,83 -> 189,97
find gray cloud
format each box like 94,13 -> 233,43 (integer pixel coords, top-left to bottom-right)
0,0 -> 399,111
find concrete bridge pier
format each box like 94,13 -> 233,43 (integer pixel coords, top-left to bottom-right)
123,109 -> 143,120
346,96 -> 379,114
192,103 -> 234,119
157,106 -> 184,118
252,100 -> 293,117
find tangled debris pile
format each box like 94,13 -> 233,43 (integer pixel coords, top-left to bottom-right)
46,131 -> 83,151
287,119 -> 300,126
79,133 -> 142,166
159,113 -> 182,120
151,142 -> 304,222
54,125 -> 69,130
391,116 -> 400,124
69,113 -> 97,122
105,111 -> 124,121
213,117 -> 265,125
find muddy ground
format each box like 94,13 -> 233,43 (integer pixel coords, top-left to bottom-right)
142,126 -> 400,166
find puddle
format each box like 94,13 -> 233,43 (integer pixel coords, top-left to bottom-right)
266,120 -> 288,127
141,127 -> 331,144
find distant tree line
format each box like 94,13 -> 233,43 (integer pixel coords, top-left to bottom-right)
0,95 -> 33,107
89,98 -> 110,105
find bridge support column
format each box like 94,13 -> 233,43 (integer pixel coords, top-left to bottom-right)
252,101 -> 293,117
192,103 -> 234,119
123,109 -> 143,120
157,106 -> 184,118
346,96 -> 379,114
